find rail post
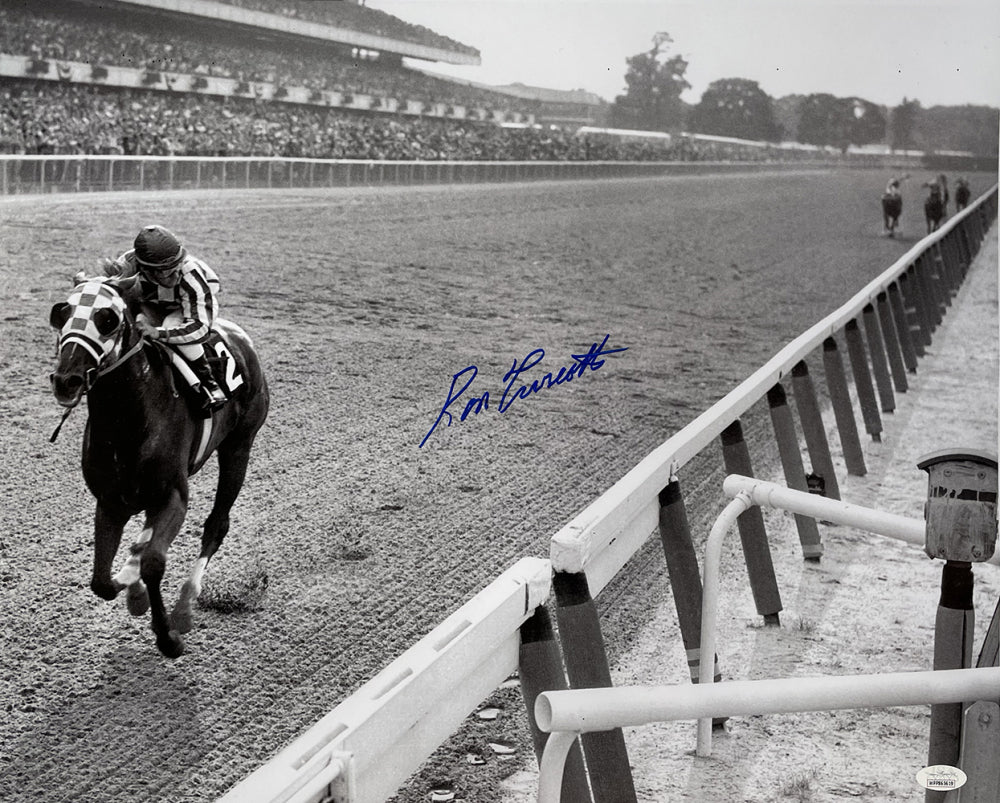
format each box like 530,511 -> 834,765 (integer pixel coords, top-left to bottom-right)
907,262 -> 936,347
719,420 -> 782,624
821,337 -> 866,476
657,479 -> 726,694
876,292 -> 908,393
844,319 -> 883,442
791,360 -> 842,499
862,303 -> 896,413
917,449 -> 998,802
930,242 -> 953,308
899,270 -> 928,356
552,570 -> 637,803
957,217 -> 974,275
887,282 -> 919,373
916,252 -> 944,329
941,235 -> 961,296
923,247 -> 946,320
766,384 -> 824,559
518,605 -> 592,803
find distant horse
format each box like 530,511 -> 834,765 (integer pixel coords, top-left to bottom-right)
881,191 -> 903,237
955,178 -> 970,211
923,182 -> 946,233
937,173 -> 950,213
49,277 -> 269,657
880,174 -> 907,237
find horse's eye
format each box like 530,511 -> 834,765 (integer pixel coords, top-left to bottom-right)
93,307 -> 121,337
49,302 -> 72,329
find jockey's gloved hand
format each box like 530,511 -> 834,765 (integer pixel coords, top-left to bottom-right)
135,315 -> 161,341
100,257 -> 125,277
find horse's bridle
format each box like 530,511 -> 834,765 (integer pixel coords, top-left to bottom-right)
50,289 -> 147,442
81,318 -> 145,392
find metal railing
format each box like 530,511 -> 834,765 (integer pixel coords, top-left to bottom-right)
541,185 -> 998,801
0,154 -> 860,196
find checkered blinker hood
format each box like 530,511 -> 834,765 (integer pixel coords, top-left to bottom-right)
54,280 -> 128,364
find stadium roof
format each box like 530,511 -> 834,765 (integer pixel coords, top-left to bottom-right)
490,83 -> 605,106
95,0 -> 481,65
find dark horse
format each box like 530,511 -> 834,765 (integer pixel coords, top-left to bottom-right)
955,178 -> 970,211
49,277 -> 269,657
924,182 -> 946,233
881,192 -> 902,237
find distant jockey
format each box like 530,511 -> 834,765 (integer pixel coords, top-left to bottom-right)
885,176 -> 904,197
102,225 -> 228,410
881,174 -> 907,236
937,173 -> 950,212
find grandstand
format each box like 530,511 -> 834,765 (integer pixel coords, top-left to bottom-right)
0,0 -> 942,166
0,0 -> 542,153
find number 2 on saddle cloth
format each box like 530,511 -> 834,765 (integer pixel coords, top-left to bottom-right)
162,332 -> 245,410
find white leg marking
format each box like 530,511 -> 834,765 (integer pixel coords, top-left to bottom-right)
186,556 -> 209,600
113,526 -> 152,587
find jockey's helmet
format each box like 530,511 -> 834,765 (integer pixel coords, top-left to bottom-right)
133,225 -> 186,286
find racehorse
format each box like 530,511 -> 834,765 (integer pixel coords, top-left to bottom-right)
880,174 -> 908,237
923,181 -> 946,233
937,173 -> 950,212
881,191 -> 902,237
49,276 -> 269,657
955,178 -> 970,211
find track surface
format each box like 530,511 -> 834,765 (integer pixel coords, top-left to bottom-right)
1,169 -> 990,802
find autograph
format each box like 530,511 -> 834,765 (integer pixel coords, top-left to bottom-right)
420,334 -> 628,448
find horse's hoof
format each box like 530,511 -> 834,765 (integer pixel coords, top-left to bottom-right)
156,630 -> 185,659
169,606 -> 193,635
127,583 -> 150,616
90,579 -> 121,601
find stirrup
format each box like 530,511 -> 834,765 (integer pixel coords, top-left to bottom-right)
202,387 -> 228,412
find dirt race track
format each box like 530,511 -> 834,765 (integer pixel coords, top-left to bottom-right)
0,168 -> 994,803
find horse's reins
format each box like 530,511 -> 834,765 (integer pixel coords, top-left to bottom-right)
49,312 -> 146,443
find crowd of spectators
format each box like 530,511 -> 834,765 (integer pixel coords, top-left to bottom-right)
0,1 -> 528,114
0,81 -> 799,163
0,2 -> 834,165
218,0 -> 480,58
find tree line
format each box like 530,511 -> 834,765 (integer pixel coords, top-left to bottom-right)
609,34 -> 999,157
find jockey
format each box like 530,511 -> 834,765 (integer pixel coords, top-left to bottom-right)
105,225 -> 228,411
884,174 -> 908,197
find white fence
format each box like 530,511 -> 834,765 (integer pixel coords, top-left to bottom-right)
215,185 -> 997,803
218,557 -> 551,803
0,153 -> 902,196
533,476 -> 1000,800
549,189 -> 996,591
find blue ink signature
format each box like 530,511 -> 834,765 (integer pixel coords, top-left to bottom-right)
420,334 -> 628,448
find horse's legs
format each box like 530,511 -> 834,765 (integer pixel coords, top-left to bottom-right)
112,523 -> 152,616
141,488 -> 188,658
90,504 -> 129,600
171,440 -> 254,633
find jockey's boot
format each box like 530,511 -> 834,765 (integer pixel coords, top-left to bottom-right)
189,354 -> 228,411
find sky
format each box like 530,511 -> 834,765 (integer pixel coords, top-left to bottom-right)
364,0 -> 1000,108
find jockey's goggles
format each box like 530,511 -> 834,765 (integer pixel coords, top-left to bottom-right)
136,246 -> 186,275
143,262 -> 182,277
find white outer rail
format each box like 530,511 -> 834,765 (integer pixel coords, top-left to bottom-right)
698,475 -> 999,756
217,557 -> 551,803
534,667 -> 1000,803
